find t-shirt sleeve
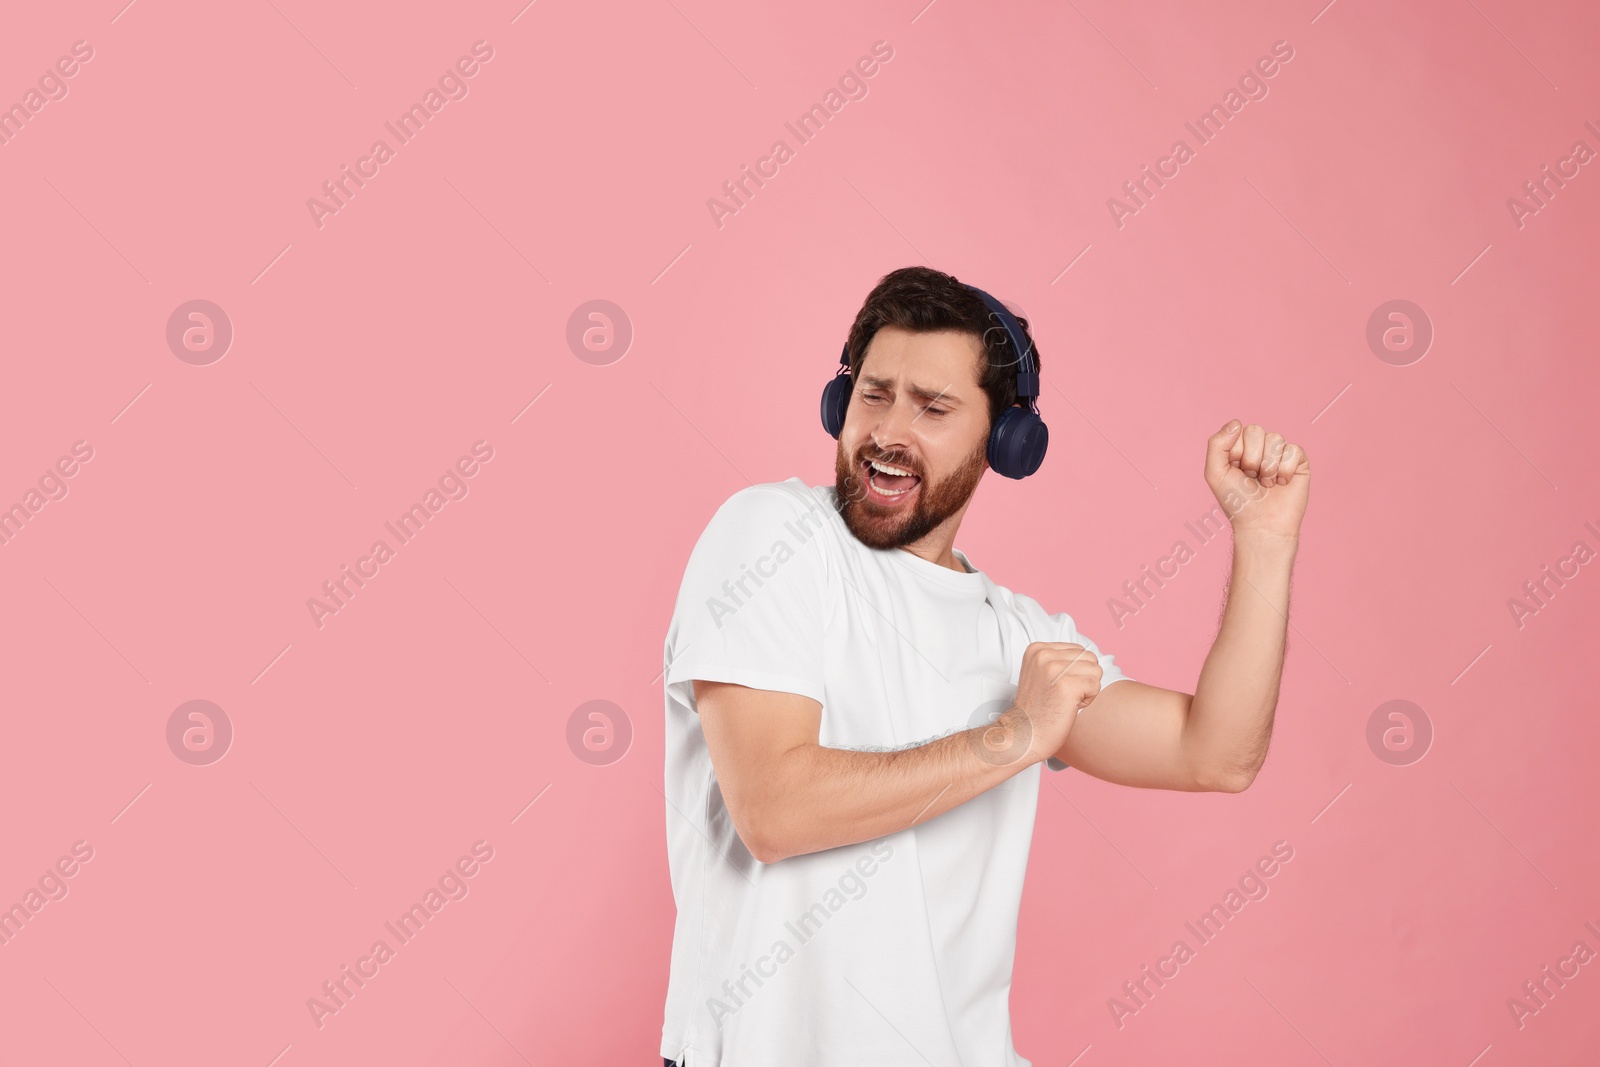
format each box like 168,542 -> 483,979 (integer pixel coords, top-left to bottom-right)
664,485 -> 830,710
1044,612 -> 1134,772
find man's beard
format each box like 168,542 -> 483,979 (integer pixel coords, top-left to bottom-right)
833,434 -> 987,551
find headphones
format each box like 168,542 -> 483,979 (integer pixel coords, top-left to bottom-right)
820,282 -> 1048,479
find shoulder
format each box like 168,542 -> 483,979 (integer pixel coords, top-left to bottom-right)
705,478 -> 831,534
716,477 -> 821,514
978,571 -> 1129,678
690,478 -> 837,563
981,577 -> 1076,643
675,480 -> 834,618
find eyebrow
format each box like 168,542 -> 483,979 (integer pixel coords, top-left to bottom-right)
858,375 -> 966,407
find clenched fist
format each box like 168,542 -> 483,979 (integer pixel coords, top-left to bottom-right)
1204,419 -> 1310,542
972,642 -> 1103,768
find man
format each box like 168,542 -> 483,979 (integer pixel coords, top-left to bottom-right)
659,266 -> 1309,1066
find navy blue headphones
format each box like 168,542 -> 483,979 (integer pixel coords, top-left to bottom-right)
820,282 -> 1048,479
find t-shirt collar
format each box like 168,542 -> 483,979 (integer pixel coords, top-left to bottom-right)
813,481 -> 986,593
887,542 -> 987,592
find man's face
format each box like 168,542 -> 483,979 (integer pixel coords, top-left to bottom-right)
833,326 -> 990,551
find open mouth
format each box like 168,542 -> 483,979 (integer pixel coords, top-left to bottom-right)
860,456 -> 921,505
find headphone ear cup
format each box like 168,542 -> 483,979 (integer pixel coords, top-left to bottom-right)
987,408 -> 1048,479
820,374 -> 853,439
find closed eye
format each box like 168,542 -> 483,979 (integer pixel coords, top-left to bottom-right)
864,393 -> 949,417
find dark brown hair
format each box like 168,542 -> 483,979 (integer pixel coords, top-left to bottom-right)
843,265 -> 1042,428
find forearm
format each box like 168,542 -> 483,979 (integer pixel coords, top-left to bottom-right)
750,723 -> 1029,862
1186,531 -> 1297,788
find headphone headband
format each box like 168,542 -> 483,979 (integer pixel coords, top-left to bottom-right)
962,283 -> 1040,408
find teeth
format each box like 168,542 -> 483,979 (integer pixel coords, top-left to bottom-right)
869,459 -> 916,477
866,462 -> 916,497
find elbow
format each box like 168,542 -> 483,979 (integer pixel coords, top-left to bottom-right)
747,831 -> 793,865
732,807 -> 789,864
741,805 -> 818,863
728,747 -> 815,863
743,824 -> 782,864
1211,762 -> 1261,793
730,749 -> 812,863
1192,734 -> 1268,793
749,841 -> 787,864
1196,760 -> 1258,793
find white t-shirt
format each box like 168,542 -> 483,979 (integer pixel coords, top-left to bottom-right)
661,478 -> 1132,1067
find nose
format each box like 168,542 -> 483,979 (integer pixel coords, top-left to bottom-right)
867,396 -> 918,458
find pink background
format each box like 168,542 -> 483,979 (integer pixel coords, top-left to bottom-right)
2,0 -> 1597,1064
